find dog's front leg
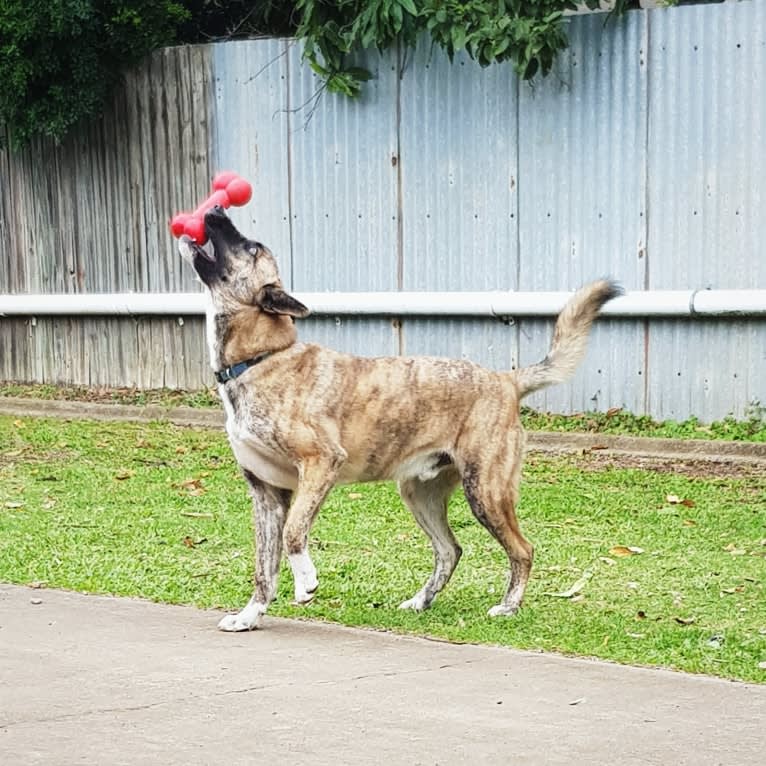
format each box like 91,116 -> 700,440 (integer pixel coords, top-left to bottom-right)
283,451 -> 345,604
218,471 -> 290,632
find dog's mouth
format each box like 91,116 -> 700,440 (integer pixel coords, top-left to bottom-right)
191,238 -> 216,263
204,206 -> 243,253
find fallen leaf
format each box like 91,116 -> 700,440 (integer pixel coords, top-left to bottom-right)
589,444 -> 608,451
544,569 -> 593,599
599,556 -> 616,566
680,498 -> 695,508
13,419 -> 24,428
606,407 -> 622,417
666,494 -> 681,504
626,581 -> 639,590
182,536 -> 196,548
175,446 -> 189,454
610,545 -> 644,557
723,543 -> 746,556
28,581 -> 46,589
180,512 -> 214,519
682,519 -> 697,527
136,438 -> 150,448
4,501 -> 23,509
602,635 -> 610,646
674,616 -> 696,625
568,697 -> 586,706
114,470 -> 134,480
626,632 -> 645,639
720,586 -> 744,595
758,662 -> 766,670
177,478 -> 206,496
348,492 -> 363,500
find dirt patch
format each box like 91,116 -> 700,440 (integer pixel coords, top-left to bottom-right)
528,449 -> 766,480
0,447 -> 78,468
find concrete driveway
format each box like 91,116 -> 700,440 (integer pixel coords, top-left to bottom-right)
1,584 -> 764,765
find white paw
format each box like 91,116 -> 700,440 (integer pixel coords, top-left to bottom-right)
398,593 -> 428,611
217,602 -> 265,632
488,604 -> 519,618
288,551 -> 318,605
293,588 -> 317,605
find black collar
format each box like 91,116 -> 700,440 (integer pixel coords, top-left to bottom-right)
214,351 -> 272,384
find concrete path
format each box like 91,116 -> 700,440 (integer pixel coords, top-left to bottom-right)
1,585 -> 764,765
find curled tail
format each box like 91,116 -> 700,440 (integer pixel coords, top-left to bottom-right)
514,279 -> 623,398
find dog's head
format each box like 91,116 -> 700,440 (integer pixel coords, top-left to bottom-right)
178,207 -> 309,319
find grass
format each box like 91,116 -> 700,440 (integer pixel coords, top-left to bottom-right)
2,381 -> 765,442
1,414 -> 765,682
0,382 -> 221,409
521,406 -> 766,443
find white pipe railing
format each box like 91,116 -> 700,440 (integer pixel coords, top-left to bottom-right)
0,290 -> 765,318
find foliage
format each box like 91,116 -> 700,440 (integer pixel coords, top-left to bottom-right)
1,415 -> 764,682
294,0 -> 645,97
0,0 -> 189,148
1,1 -> 653,147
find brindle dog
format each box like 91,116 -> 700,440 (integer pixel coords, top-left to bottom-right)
179,207 -> 621,631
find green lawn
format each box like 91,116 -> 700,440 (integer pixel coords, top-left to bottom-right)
1,415 -> 764,682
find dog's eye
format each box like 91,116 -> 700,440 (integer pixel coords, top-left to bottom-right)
247,242 -> 263,257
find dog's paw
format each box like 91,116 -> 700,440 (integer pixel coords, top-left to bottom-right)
289,551 -> 318,604
487,604 -> 519,618
293,583 -> 318,605
398,593 -> 428,612
217,603 -> 265,632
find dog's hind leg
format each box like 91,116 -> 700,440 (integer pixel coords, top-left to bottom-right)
460,434 -> 534,617
398,467 -> 462,611
283,449 -> 346,604
218,471 -> 290,632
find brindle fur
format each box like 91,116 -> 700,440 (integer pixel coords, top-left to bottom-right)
179,207 -> 621,631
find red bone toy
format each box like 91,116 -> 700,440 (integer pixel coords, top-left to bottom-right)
170,171 -> 252,244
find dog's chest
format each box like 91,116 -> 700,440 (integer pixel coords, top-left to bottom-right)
220,388 -> 299,491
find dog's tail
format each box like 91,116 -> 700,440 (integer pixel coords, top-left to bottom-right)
514,279 -> 623,398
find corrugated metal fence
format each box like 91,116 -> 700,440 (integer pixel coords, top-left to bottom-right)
1,2 -> 764,420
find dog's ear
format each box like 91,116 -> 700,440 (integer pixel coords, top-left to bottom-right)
259,285 -> 310,318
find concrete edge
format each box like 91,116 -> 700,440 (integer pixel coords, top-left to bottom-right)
5,582 -> 765,690
1,396 -> 765,465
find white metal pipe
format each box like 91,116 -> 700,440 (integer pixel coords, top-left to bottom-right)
0,290 -> 765,318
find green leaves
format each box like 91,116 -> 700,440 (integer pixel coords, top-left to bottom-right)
0,1 -> 648,146
295,0 -> 594,104
0,0 -> 190,148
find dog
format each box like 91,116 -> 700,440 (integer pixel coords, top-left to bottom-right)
178,207 -> 621,631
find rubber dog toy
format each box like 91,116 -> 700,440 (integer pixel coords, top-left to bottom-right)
170,171 -> 253,244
